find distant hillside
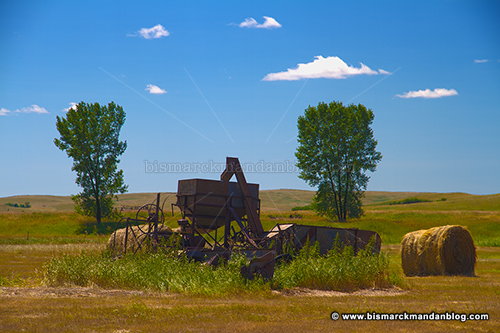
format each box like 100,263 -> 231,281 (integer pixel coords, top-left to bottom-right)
1,190 -> 499,213
0,193 -> 175,213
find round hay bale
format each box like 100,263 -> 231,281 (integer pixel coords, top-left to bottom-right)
439,225 -> 476,276
417,226 -> 449,276
107,224 -> 173,255
401,225 -> 476,277
401,229 -> 426,276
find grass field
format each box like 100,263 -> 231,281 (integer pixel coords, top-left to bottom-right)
2,190 -> 498,246
1,190 -> 499,331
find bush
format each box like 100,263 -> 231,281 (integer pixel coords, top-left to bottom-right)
4,202 -> 31,208
386,197 -> 431,205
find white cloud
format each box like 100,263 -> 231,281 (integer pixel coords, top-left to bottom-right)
396,88 -> 458,99
18,104 -> 49,114
474,59 -> 489,63
262,56 -> 387,81
0,108 -> 11,116
145,84 -> 167,94
63,102 -> 77,112
1,104 -> 49,115
132,24 -> 170,39
239,16 -> 282,29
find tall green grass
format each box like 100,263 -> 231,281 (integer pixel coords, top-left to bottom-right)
44,241 -> 397,295
274,239 -> 392,291
44,252 -> 269,296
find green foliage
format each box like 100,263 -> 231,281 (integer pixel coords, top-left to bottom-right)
0,275 -> 24,287
44,238 -> 398,294
313,183 -> 364,220
44,251 -> 270,296
72,194 -> 122,221
54,101 -> 128,223
274,239 -> 393,291
291,204 -> 314,211
295,101 -> 382,221
386,197 -> 432,205
4,202 -> 31,208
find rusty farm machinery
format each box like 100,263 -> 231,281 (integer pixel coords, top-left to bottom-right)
109,157 -> 381,280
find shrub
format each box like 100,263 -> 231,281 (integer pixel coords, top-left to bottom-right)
387,197 -> 431,205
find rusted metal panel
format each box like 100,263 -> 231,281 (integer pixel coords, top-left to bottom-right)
292,224 -> 380,254
263,224 -> 381,255
111,157 -> 384,285
176,178 -> 259,231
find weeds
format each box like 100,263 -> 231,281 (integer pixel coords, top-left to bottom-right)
44,250 -> 261,295
274,239 -> 393,291
44,239 -> 398,295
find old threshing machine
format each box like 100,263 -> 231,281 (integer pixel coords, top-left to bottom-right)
110,157 -> 381,280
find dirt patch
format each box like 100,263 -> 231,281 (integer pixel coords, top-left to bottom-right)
275,287 -> 407,297
0,286 -> 148,298
0,286 -> 406,298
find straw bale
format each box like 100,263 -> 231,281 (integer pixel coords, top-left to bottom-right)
401,225 -> 476,277
108,224 -> 173,254
417,226 -> 448,275
401,229 -> 426,276
438,225 -> 476,276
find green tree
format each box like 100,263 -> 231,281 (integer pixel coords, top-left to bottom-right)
54,101 -> 128,223
295,101 -> 382,221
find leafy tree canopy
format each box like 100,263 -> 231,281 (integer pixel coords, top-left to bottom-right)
54,101 -> 128,223
295,101 -> 382,221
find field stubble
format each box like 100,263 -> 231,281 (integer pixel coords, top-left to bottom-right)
0,244 -> 498,332
0,190 -> 499,331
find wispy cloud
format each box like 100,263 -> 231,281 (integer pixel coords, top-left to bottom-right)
19,105 -> 49,114
239,16 -> 282,29
0,104 -> 49,116
63,102 -> 77,112
396,88 -> 458,99
145,84 -> 167,94
474,59 -> 489,63
262,56 -> 388,81
130,24 -> 170,39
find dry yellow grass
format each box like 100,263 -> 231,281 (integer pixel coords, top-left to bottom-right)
1,244 -> 499,332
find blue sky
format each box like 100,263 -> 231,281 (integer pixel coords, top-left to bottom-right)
1,0 -> 499,198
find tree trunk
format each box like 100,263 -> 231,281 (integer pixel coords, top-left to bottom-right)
343,169 -> 351,221
95,195 -> 101,224
327,167 -> 341,222
337,170 -> 345,222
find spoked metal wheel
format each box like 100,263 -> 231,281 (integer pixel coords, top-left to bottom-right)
122,203 -> 166,253
134,203 -> 165,234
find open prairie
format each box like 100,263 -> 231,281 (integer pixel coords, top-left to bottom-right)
0,190 -> 499,332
